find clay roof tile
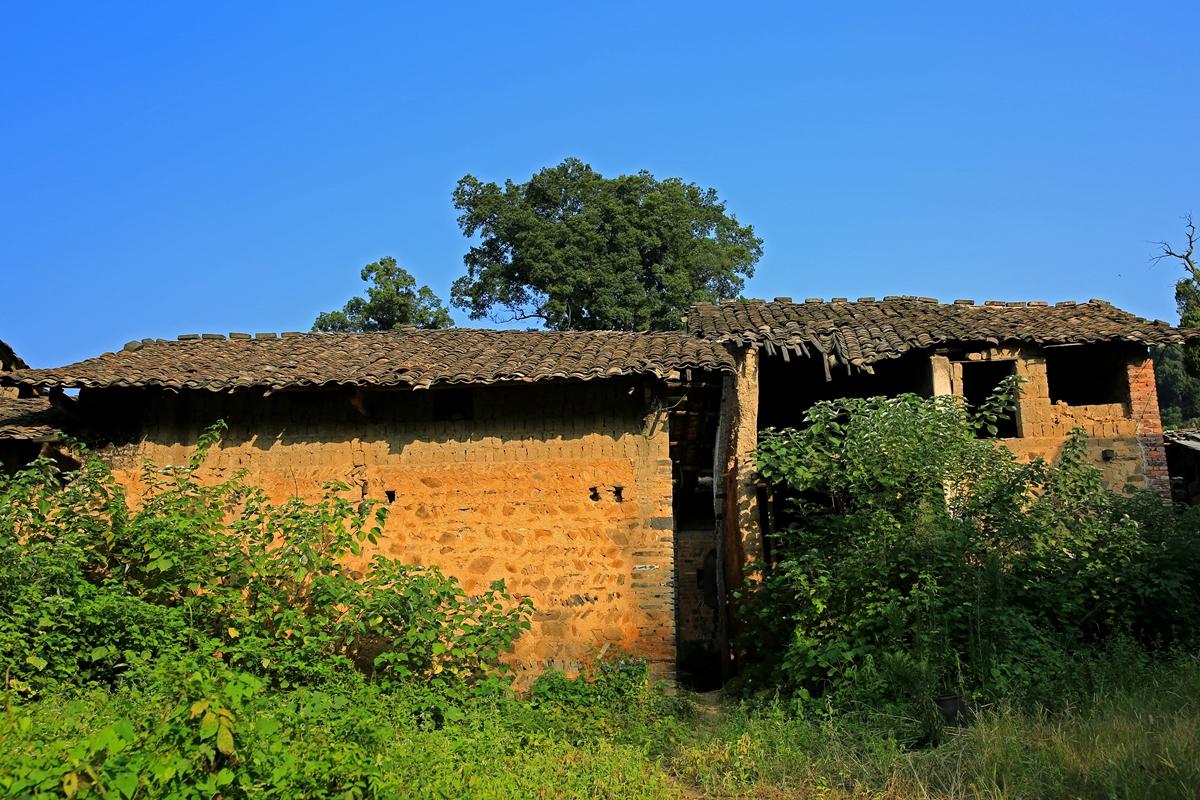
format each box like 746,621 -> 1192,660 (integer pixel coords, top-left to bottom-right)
2,329 -> 735,392
687,297 -> 1199,367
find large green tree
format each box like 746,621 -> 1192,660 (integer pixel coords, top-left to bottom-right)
450,158 -> 763,331
314,257 -> 453,332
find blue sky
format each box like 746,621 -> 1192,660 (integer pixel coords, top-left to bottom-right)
2,2 -> 1197,367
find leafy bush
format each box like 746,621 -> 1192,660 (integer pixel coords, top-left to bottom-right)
0,669 -> 681,799
742,386 -> 1200,732
0,424 -> 532,698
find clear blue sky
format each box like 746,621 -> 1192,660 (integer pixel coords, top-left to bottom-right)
2,2 -> 1197,367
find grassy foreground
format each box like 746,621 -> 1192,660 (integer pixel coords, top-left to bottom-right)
677,652 -> 1200,799
3,651 -> 1197,800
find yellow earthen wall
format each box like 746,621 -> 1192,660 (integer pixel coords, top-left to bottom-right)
945,346 -> 1167,493
90,379 -> 676,683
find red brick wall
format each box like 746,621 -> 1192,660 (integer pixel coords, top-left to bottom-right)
675,527 -> 718,645
1127,356 -> 1170,497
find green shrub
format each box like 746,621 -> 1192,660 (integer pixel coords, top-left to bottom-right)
0,424 -> 532,697
743,386 -> 1200,731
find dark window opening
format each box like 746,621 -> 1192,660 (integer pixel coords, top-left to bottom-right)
960,360 -> 1018,438
385,490 -> 396,503
432,387 -> 474,421
612,485 -> 624,503
757,350 -> 935,431
1046,345 -> 1129,408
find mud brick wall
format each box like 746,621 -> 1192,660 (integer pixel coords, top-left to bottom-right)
674,527 -> 718,645
940,345 -> 1169,495
90,378 -> 677,683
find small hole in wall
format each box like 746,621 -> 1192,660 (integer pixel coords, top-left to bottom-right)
385,490 -> 396,503
589,486 -> 601,502
612,486 -> 624,503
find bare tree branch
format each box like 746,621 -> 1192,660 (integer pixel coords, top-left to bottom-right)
1152,213 -> 1198,282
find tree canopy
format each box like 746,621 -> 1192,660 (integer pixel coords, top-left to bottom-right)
314,257 -> 453,332
449,158 -> 763,331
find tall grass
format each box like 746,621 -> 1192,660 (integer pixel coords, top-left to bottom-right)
3,649 -> 1196,798
671,651 -> 1200,799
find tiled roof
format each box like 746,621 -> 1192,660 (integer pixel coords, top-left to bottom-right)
1,329 -> 735,392
687,297 -> 1196,369
0,396 -> 61,442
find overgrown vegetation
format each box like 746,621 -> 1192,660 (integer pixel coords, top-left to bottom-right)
2,404 -> 1199,798
0,426 -> 538,797
742,383 -> 1200,742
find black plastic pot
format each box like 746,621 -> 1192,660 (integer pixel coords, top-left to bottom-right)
935,692 -> 966,725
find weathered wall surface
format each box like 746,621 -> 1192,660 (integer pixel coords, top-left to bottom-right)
89,379 -> 676,683
943,346 -> 1169,495
720,346 -> 760,592
674,526 -> 717,645
1127,356 -> 1171,494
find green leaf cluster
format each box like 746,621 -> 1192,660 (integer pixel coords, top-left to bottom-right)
0,664 -> 682,799
1154,344 -> 1200,428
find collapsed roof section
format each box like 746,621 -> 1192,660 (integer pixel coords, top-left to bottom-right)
0,396 -> 62,443
0,339 -> 29,372
687,297 -> 1197,374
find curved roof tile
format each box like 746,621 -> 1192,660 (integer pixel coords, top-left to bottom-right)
0,396 -> 61,442
688,297 -> 1197,367
2,329 -> 735,392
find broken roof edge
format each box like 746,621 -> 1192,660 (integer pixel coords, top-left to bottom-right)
0,338 -> 30,372
705,296 -> 1126,310
0,396 -> 63,443
687,296 -> 1198,369
0,367 -> 722,393
714,329 -> 1197,369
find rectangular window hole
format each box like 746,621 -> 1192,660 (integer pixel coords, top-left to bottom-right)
385,490 -> 396,503
1046,345 -> 1128,407
432,387 -> 474,422
960,360 -> 1018,439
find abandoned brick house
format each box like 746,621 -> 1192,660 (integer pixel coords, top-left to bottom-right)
688,297 -> 1191,641
1,297 -> 1193,685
